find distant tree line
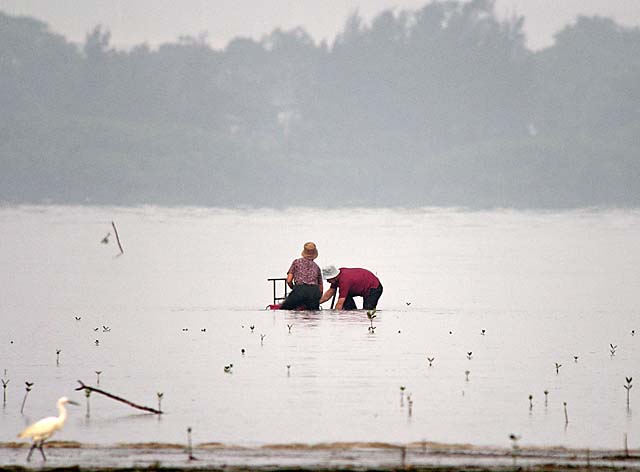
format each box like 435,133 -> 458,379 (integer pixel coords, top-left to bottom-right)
1,0 -> 639,207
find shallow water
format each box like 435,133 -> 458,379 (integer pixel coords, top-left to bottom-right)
0,205 -> 639,451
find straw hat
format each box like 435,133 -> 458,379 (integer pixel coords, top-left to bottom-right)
322,265 -> 340,280
301,242 -> 318,260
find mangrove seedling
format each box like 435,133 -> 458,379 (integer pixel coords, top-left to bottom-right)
563,401 -> 569,425
157,392 -> 164,412
201,328 -> 206,332
102,326 -> 111,332
287,324 -> 293,333
286,365 -> 291,376
95,371 -> 102,385
85,389 -> 91,418
186,426 -> 195,461
481,329 -> 486,335
610,344 -> 617,356
93,327 -> 99,331
466,352 -> 472,360
400,385 -> 406,406
241,348 -> 245,355
509,434 -> 520,465
465,370 -> 470,382
2,378 -> 8,405
632,330 -> 635,336
427,357 -> 435,367
528,394 -> 533,410
407,394 -> 413,416
224,364 -> 233,373
624,377 -> 633,406
368,325 -> 376,334
250,325 -> 255,332
367,310 -> 377,331
555,362 -> 562,374
20,381 -> 33,414
573,356 -> 579,362
75,316 -> 82,321
544,390 -> 549,406
95,340 -> 100,346
56,349 -> 61,366
260,334 -> 266,344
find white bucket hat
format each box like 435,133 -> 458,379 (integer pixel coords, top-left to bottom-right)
322,265 -> 340,280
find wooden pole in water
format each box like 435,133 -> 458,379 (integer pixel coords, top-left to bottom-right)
111,221 -> 124,255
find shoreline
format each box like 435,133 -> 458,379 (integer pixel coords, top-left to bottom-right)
2,441 -> 640,471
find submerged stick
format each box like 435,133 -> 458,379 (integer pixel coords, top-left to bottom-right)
111,221 -> 124,255
75,380 -> 162,414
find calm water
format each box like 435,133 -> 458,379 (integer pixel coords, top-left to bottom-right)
0,205 -> 639,450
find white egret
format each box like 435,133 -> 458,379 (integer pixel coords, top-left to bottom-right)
18,396 -> 78,461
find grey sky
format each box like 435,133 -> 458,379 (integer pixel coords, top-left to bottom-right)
1,0 -> 639,50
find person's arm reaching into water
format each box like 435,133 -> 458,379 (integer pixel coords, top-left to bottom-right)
319,287 -> 335,305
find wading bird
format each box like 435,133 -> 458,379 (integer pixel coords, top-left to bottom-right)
18,396 -> 78,461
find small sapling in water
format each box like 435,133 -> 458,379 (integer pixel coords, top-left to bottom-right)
95,340 -> 100,346
85,389 -> 91,418
610,344 -> 617,356
250,325 -> 255,332
287,324 -> 293,333
624,377 -> 633,406
224,364 -> 233,373
573,356 -> 579,363
481,329 -> 486,335
75,316 -> 81,321
56,349 -> 61,366
201,328 -> 206,332
260,334 -> 266,345
528,394 -> 533,410
20,381 -> 33,414
465,370 -> 470,382
186,426 -> 195,461
563,401 -> 569,425
367,310 -> 377,332
632,330 -> 635,336
400,386 -> 406,406
286,365 -> 291,376
102,326 -> 111,332
427,357 -> 435,367
241,348 -> 245,355
466,352 -> 472,360
509,434 -> 520,465
2,378 -> 8,405
544,390 -> 549,407
555,362 -> 562,374
407,394 -> 413,416
93,327 -> 99,331
157,392 -> 164,412
95,371 -> 102,385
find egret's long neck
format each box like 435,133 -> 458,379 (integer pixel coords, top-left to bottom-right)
57,401 -> 68,422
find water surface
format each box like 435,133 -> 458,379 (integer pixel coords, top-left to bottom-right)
0,206 -> 638,450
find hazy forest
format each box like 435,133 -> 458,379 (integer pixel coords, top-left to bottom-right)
1,0 -> 639,208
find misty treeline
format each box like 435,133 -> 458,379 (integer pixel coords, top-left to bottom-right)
1,0 -> 639,207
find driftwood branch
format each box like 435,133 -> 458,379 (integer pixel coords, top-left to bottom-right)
75,380 -> 162,414
111,221 -> 124,255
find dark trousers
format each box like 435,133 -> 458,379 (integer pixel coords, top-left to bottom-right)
343,284 -> 383,310
280,284 -> 321,310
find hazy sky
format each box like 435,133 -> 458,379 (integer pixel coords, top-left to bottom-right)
1,0 -> 639,50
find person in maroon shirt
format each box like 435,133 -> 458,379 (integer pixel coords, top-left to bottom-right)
319,266 -> 383,310
280,242 -> 323,310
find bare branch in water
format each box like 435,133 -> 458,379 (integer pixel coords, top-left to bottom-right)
75,380 -> 162,414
